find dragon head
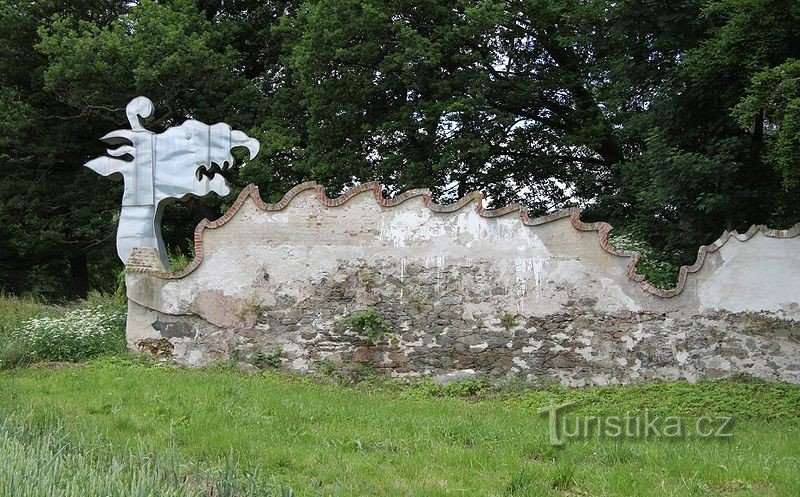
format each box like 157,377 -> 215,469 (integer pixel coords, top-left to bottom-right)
83,96 -> 261,267
153,120 -> 260,203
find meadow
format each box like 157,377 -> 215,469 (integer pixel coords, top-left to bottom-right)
0,294 -> 799,496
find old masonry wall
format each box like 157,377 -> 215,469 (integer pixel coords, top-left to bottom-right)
124,182 -> 800,386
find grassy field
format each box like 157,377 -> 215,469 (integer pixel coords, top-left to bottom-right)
1,357 -> 799,497
1,293 -> 799,496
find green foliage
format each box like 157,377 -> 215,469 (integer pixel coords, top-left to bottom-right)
0,340 -> 32,370
343,307 -> 391,344
734,59 -> 800,191
0,410 -> 292,497
2,0 -> 800,297
114,269 -> 126,301
500,313 -> 517,330
0,294 -> 60,334
442,378 -> 490,398
0,418 -> 192,497
167,247 -> 193,272
250,349 -> 282,369
611,134 -> 742,256
0,293 -> 62,369
238,293 -> 266,319
36,0 -> 261,125
0,1 -> 127,298
317,361 -> 377,385
608,230 -> 681,290
0,295 -> 126,368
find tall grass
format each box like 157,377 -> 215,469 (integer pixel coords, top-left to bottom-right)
0,293 -> 61,334
0,410 -> 289,497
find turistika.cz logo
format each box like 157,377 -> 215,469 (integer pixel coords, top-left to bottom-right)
538,401 -> 734,446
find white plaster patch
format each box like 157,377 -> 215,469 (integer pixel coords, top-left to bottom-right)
512,356 -> 530,370
378,210 -> 436,247
514,256 -> 547,310
575,346 -> 594,361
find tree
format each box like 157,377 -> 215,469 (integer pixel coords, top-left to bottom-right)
0,0 -> 128,298
259,0 -> 636,210
0,0 -> 264,296
597,0 -> 800,259
733,60 -> 800,217
2,0 -> 799,295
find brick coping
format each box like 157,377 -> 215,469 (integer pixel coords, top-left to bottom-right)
125,181 -> 800,298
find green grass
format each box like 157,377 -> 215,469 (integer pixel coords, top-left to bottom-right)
1,357 -> 798,496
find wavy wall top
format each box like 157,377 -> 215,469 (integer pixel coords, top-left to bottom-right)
125,182 -> 800,318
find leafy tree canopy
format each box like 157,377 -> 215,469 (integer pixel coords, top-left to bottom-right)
1,0 -> 798,296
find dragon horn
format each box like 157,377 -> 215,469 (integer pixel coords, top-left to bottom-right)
126,96 -> 154,131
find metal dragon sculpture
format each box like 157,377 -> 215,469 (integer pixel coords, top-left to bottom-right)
84,96 -> 260,268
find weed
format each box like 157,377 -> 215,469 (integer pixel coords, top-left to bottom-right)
522,439 -> 561,462
0,293 -> 60,334
439,419 -> 491,447
500,312 -> 517,330
317,359 -> 340,376
238,293 -> 266,319
0,339 -> 31,370
443,378 -> 490,397
1,360 -> 800,496
114,270 -> 127,300
1,296 -> 126,368
321,361 -> 376,385
550,463 -> 576,490
167,246 -> 193,272
0,409 -> 290,497
598,442 -> 634,464
357,269 -> 373,286
343,307 -> 391,344
505,466 -> 549,495
251,348 -> 282,369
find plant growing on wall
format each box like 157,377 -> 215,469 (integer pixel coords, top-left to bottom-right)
238,293 -> 266,320
500,313 -> 517,330
251,348 -> 281,369
344,307 -> 392,344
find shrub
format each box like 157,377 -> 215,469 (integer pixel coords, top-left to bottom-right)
2,298 -> 126,367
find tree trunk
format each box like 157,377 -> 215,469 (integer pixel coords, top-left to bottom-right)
69,254 -> 89,300
8,268 -> 26,296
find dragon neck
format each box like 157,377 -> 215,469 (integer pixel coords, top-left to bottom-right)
117,204 -> 168,269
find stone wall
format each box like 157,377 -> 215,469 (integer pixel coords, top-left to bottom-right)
124,182 -> 800,385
